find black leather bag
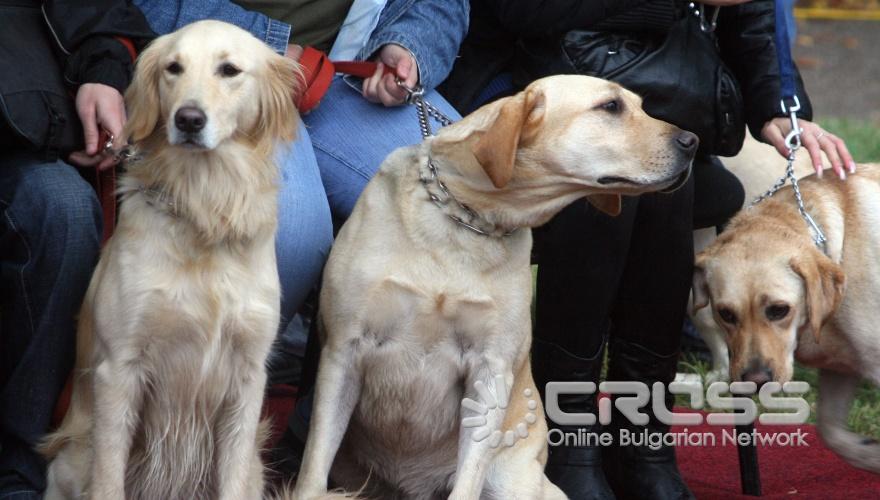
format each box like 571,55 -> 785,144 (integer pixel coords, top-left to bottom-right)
515,10 -> 745,157
0,2 -> 83,160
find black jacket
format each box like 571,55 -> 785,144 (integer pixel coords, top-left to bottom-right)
0,0 -> 155,157
440,0 -> 812,142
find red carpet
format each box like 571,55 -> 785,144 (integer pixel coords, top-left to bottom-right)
673,410 -> 880,499
263,389 -> 880,498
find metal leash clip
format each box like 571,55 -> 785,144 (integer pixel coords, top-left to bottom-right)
103,132 -> 139,163
751,97 -> 827,253
780,95 -> 803,152
396,78 -> 425,105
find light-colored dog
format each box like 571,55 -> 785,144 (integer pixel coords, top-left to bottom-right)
693,163 -> 880,473
685,136 -> 815,383
292,75 -> 697,500
41,21 -> 299,500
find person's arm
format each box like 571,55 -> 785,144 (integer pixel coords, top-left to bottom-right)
133,0 -> 291,54
43,0 -> 154,93
715,0 -> 853,177
43,0 -> 156,168
358,0 -> 469,97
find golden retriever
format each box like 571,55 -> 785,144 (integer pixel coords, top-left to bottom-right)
40,20 -> 299,500
291,75 -> 697,500
693,164 -> 880,473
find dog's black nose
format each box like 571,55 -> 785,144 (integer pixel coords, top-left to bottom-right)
675,131 -> 699,152
175,106 -> 206,133
741,366 -> 774,389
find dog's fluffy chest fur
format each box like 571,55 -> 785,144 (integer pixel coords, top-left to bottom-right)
318,157 -> 535,495
86,183 -> 280,499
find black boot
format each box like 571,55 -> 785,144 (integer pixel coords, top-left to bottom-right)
602,338 -> 695,500
533,339 -> 615,500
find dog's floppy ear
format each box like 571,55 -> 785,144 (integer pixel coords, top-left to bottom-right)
124,37 -> 166,143
790,251 -> 845,343
256,54 -> 302,147
587,194 -> 622,216
473,90 -> 545,189
692,254 -> 711,312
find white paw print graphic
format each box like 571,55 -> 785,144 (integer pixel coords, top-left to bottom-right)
460,374 -> 539,448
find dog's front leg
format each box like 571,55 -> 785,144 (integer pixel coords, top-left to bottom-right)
817,369 -> 880,473
89,359 -> 143,500
292,342 -> 362,500
449,360 -> 515,500
216,366 -> 269,500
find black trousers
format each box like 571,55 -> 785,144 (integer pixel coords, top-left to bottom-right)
533,175 -> 695,359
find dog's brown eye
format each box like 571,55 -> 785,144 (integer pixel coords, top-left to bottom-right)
765,304 -> 791,321
599,99 -> 622,114
717,307 -> 737,325
220,63 -> 241,77
166,62 -> 183,75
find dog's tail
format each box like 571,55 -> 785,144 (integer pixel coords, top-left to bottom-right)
270,485 -> 368,500
38,295 -> 100,459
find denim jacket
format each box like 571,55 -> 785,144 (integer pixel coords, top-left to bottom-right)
133,0 -> 468,90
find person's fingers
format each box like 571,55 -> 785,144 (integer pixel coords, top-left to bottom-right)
762,122 -> 790,159
402,56 -> 418,89
800,132 -> 827,178
831,134 -> 857,174
99,98 -> 126,149
395,55 -> 414,85
68,151 -> 101,167
97,155 -> 119,171
379,74 -> 406,106
362,62 -> 384,103
78,100 -> 100,155
817,132 -> 845,180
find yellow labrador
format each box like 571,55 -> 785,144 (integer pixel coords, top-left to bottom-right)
292,75 -> 697,500
684,135 -> 816,384
41,21 -> 299,500
693,164 -> 880,473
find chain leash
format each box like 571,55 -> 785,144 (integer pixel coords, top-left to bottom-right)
397,80 -> 514,238
750,97 -> 827,252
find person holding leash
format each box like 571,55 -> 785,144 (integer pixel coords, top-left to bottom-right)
0,2 -> 154,498
440,0 -> 853,499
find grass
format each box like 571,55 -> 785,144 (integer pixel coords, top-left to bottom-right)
677,356 -> 880,439
530,119 -> 880,437
817,117 -> 880,162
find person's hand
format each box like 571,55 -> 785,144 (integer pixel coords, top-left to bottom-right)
285,43 -> 303,62
762,117 -> 855,180
363,44 -> 418,107
68,83 -> 126,170
701,0 -> 752,5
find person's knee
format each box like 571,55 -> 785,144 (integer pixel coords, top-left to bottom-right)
18,163 -> 102,266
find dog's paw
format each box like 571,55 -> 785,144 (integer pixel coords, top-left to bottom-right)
849,438 -> 880,473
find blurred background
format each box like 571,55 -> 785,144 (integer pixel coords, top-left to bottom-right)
794,0 -> 880,161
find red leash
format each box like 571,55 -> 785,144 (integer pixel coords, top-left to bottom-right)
296,46 -> 394,113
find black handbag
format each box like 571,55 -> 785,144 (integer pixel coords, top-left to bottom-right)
514,7 -> 745,157
0,1 -> 83,160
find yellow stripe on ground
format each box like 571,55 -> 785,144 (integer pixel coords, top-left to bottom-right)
794,8 -> 880,21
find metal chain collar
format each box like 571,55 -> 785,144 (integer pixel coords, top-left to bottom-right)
398,80 -> 518,238
750,97 -> 828,253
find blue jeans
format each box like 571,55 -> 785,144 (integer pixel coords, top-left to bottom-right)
0,157 -> 102,497
304,76 -> 461,220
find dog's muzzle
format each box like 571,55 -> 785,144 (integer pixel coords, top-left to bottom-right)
658,163 -> 693,194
